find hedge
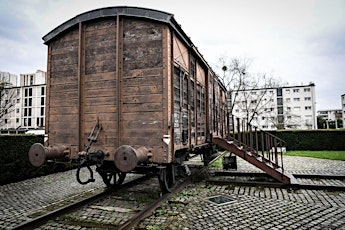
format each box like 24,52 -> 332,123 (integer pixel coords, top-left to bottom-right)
0,135 -> 75,185
270,129 -> 345,151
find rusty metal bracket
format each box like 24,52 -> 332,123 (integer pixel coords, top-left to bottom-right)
85,118 -> 102,152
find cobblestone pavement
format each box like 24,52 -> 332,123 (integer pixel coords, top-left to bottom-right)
0,167 -> 139,230
0,156 -> 344,229
139,156 -> 345,230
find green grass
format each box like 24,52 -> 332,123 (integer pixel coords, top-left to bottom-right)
286,151 -> 345,161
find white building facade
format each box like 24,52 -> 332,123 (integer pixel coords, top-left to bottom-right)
0,70 -> 46,133
230,83 -> 317,130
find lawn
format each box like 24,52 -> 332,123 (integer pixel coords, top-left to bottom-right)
286,151 -> 345,161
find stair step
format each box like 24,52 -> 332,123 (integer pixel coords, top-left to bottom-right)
212,136 -> 292,184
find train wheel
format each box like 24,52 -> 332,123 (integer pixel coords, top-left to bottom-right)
99,171 -> 126,188
158,164 -> 176,193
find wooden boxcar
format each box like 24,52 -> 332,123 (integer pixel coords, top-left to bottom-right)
28,6 -> 228,192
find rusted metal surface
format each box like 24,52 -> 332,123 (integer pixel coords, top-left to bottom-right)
28,143 -> 68,167
114,145 -> 150,173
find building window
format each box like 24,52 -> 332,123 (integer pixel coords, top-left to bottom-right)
287,107 -> 291,111
286,98 -> 291,102
17,98 -> 20,103
4,119 -> 7,124
30,76 -> 34,85
304,97 -> 311,101
41,97 -> 44,105
293,98 -> 300,102
293,89 -> 299,93
285,89 -> 290,94
16,108 -> 19,113
41,87 -> 45,95
304,88 -> 311,92
294,106 -> 301,111
41,107 -> 44,116
305,106 -> 312,110
16,118 -> 19,123
29,88 -> 32,96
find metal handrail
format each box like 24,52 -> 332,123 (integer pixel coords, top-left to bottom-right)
227,115 -> 286,172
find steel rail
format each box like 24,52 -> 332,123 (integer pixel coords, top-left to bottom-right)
12,174 -> 153,230
118,152 -> 226,230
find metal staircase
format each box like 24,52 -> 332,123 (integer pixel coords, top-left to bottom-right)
213,117 -> 296,184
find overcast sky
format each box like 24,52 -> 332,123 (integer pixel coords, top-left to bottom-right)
0,0 -> 344,111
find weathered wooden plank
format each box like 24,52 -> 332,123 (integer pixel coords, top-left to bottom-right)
121,111 -> 163,121
122,75 -> 162,86
84,19 -> 116,32
49,121 -> 79,130
85,45 -> 116,56
81,89 -> 116,98
86,59 -> 116,75
84,105 -> 117,114
121,137 -> 162,148
124,85 -> 162,95
84,72 -> 116,81
124,20 -> 163,43
50,69 -> 78,78
122,120 -> 163,129
84,79 -> 116,90
50,54 -> 78,66
123,68 -> 162,78
122,129 -> 161,138
49,110 -> 78,118
122,94 -> 162,104
50,83 -> 78,91
85,53 -> 116,65
122,102 -> 162,112
50,76 -> 78,85
84,96 -> 116,105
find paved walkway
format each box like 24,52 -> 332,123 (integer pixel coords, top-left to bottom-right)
0,156 -> 344,229
140,156 -> 345,229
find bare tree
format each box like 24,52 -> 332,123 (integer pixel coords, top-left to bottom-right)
218,57 -> 281,126
0,82 -> 16,127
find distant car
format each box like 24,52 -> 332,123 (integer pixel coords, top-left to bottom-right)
26,130 -> 44,135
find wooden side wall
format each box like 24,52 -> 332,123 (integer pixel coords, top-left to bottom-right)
121,19 -> 166,162
48,28 -> 79,146
83,19 -> 117,155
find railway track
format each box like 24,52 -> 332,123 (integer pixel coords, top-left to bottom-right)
12,154 -> 222,230
12,174 -> 153,230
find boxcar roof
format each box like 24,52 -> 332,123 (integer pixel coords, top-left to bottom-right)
42,6 -> 192,46
42,6 -> 226,92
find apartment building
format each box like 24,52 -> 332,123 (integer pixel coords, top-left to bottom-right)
230,83 -> 316,130
0,70 -> 46,133
317,109 -> 342,129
